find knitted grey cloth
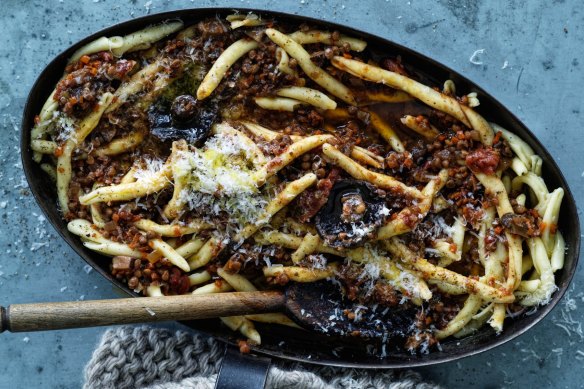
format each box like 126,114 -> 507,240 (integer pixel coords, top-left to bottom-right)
83,326 -> 441,389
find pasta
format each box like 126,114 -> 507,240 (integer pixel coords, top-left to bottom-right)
265,28 -> 357,105
57,93 -> 114,213
287,30 -> 367,52
275,48 -> 297,77
30,15 -> 565,354
254,96 -> 303,112
69,36 -> 124,64
111,21 -> 184,57
196,38 -> 259,100
275,87 -> 337,110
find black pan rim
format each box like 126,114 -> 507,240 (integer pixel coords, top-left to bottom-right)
20,7 -> 580,369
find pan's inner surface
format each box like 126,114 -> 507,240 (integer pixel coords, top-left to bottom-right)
20,9 -> 580,368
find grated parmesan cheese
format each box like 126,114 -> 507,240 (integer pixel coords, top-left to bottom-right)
53,112 -> 78,143
175,126 -> 269,232
357,261 -> 381,296
133,157 -> 165,182
348,222 -> 375,240
358,245 -> 427,301
434,215 -> 455,237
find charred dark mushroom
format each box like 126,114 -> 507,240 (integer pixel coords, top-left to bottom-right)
147,94 -> 217,146
171,94 -> 198,121
315,180 -> 389,248
285,280 -> 418,340
501,212 -> 541,238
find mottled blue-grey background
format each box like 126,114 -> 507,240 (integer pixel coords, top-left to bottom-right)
1,0 -> 582,388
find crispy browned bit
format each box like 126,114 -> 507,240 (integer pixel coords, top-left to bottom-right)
465,147 -> 500,175
238,339 -> 251,354
128,276 -> 139,289
293,168 -> 341,223
56,53 -> 137,117
405,332 -> 437,351
381,56 -> 410,77
501,213 -> 541,238
169,267 -> 191,294
224,253 -> 244,274
273,272 -> 290,286
112,256 -> 133,271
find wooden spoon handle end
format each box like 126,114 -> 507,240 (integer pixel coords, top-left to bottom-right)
1,306 -> 8,333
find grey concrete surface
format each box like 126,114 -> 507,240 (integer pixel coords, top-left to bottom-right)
0,0 -> 582,387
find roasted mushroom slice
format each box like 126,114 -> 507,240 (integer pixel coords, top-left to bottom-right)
147,94 -> 217,146
285,280 -> 418,340
316,180 -> 389,248
501,213 -> 541,238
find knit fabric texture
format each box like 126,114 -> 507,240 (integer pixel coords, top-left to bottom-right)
83,326 -> 441,389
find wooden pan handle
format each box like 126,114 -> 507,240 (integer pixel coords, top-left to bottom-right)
0,291 -> 285,333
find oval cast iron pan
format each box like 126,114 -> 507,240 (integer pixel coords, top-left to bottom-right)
20,8 -> 580,369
